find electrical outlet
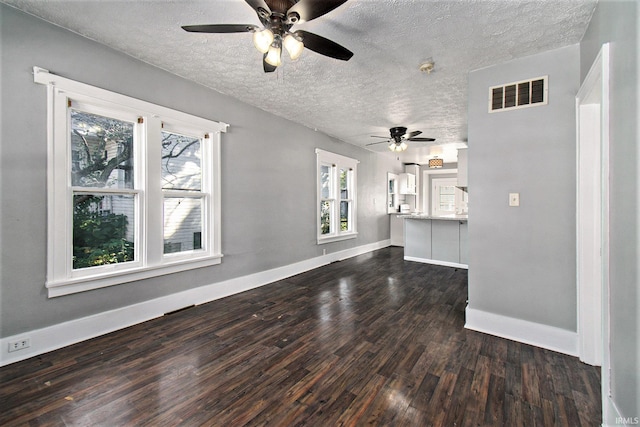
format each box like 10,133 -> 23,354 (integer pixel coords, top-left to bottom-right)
509,193 -> 520,207
8,338 -> 30,353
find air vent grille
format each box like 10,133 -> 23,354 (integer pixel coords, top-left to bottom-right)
489,76 -> 548,113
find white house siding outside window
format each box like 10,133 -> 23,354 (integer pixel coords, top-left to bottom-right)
316,149 -> 358,244
34,67 -> 227,297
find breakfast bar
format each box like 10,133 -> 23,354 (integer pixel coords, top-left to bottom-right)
402,214 -> 468,269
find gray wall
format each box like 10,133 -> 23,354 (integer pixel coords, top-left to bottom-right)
580,0 -> 639,419
467,44 -> 580,331
0,5 -> 399,337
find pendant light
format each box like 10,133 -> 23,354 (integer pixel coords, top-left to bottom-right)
428,157 -> 443,168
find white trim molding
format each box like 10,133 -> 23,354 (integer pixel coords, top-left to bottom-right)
33,67 -> 228,297
465,306 -> 578,357
0,239 -> 390,367
404,255 -> 468,270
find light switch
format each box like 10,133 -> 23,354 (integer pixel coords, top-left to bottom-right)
509,193 -> 520,207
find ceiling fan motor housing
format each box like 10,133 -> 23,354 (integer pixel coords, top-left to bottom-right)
390,126 -> 408,142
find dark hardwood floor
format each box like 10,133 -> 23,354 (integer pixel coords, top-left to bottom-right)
1,247 -> 601,426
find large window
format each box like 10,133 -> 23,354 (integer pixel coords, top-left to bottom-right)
316,149 -> 358,244
34,67 -> 227,297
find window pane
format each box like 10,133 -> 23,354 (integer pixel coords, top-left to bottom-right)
340,168 -> 349,199
439,185 -> 456,211
340,201 -> 350,231
320,165 -> 331,199
71,110 -> 134,189
320,200 -> 332,235
73,194 -> 135,269
161,131 -> 202,191
164,197 -> 203,254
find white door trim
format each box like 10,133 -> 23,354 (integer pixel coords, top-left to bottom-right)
576,41 -> 610,418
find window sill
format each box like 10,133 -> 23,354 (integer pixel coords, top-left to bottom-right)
46,254 -> 223,298
317,232 -> 358,245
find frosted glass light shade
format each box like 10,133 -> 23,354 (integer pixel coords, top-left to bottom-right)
389,142 -> 407,152
253,29 -> 274,53
388,142 -> 407,152
283,34 -> 304,60
265,45 -> 282,67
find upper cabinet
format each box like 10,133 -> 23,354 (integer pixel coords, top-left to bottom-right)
457,148 -> 468,187
399,172 -> 416,194
387,172 -> 399,213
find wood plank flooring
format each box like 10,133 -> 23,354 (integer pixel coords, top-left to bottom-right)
0,247 -> 601,426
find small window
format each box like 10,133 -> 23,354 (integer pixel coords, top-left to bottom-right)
431,178 -> 467,217
316,149 -> 358,244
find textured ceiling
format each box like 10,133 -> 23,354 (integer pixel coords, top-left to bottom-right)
3,0 -> 597,164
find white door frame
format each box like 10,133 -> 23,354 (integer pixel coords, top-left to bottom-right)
421,168 -> 457,215
576,41 -> 610,410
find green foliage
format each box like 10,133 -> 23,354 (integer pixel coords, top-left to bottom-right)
73,196 -> 134,269
320,201 -> 331,235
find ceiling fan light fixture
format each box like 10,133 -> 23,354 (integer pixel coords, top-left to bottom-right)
283,34 -> 304,60
265,43 -> 282,67
388,142 -> 407,152
253,28 -> 274,53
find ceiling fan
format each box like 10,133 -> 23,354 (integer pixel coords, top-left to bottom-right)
366,127 -> 436,152
182,0 -> 353,73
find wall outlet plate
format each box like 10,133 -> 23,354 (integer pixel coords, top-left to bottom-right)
8,338 -> 31,352
509,193 -> 520,207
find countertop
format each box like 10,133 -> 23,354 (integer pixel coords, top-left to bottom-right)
396,213 -> 468,221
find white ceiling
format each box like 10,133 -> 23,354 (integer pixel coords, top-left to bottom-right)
3,0 -> 597,164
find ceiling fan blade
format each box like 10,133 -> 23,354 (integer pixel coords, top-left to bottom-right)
370,135 -> 390,139
407,137 -> 436,142
182,24 -> 258,33
294,30 -> 353,61
263,53 -> 277,73
287,0 -> 348,23
244,0 -> 271,14
407,130 -> 422,139
366,140 -> 391,147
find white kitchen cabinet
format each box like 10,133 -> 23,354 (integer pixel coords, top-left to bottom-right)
457,148 -> 468,187
399,173 -> 416,194
387,172 -> 399,214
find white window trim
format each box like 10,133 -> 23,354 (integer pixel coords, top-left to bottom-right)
431,177 -> 466,217
34,67 -> 228,297
315,148 -> 359,244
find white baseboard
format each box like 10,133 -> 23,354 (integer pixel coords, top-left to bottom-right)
465,306 -> 578,357
404,255 -> 468,269
0,239 -> 390,367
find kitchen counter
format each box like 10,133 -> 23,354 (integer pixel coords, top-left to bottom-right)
397,213 -> 468,221
403,216 -> 468,268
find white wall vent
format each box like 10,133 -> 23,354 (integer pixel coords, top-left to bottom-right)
489,76 -> 548,113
